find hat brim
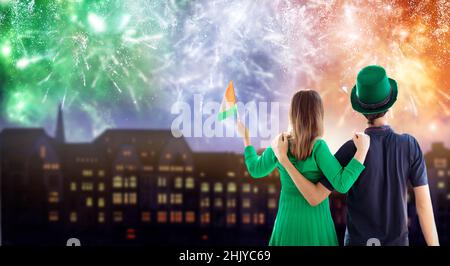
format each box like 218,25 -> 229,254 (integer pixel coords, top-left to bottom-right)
350,78 -> 398,114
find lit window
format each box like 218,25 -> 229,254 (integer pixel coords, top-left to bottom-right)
170,193 -> 183,204
113,176 -> 123,188
227,213 -> 236,225
200,212 -> 210,224
186,177 -> 195,189
81,182 -> 94,191
242,213 -> 251,224
434,158 -> 447,168
116,164 -> 124,171
227,182 -> 237,193
438,170 -> 445,177
242,183 -> 250,193
175,177 -> 183,188
49,211 -> 59,222
253,186 -> 259,194
123,149 -> 132,157
268,185 -> 276,194
129,192 -> 137,205
86,197 -> 93,207
70,212 -> 77,223
48,191 -> 59,203
185,211 -> 195,223
157,211 -> 167,223
214,198 -> 223,208
113,211 -> 123,222
227,198 -> 236,208
258,212 -> 266,224
438,182 -> 445,189
157,177 -> 167,187
70,182 -> 77,191
214,182 -> 223,193
143,165 -> 153,171
253,213 -> 258,224
98,212 -> 105,223
98,197 -> 105,208
165,153 -> 172,159
170,211 -> 183,223
242,198 -> 251,208
98,182 -> 105,192
129,176 -> 137,188
200,197 -> 210,208
82,169 -> 93,177
157,193 -> 167,204
201,182 -> 210,192
447,194 -> 450,200
98,170 -> 105,177
142,211 -> 151,222
159,165 -> 169,172
268,198 -> 277,209
227,171 -> 235,177
113,193 -> 122,205
185,166 -> 193,172
40,146 -> 46,159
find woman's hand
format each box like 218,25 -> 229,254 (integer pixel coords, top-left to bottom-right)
352,132 -> 370,164
271,133 -> 289,165
236,119 -> 250,146
352,132 -> 370,152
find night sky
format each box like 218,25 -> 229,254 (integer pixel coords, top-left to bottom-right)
0,0 -> 449,152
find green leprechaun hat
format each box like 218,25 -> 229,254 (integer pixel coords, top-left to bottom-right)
350,65 -> 398,114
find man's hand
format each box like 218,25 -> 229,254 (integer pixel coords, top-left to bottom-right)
271,133 -> 289,164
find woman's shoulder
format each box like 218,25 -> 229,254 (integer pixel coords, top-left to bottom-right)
311,138 -> 329,153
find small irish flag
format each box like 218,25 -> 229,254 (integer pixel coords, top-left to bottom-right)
218,80 -> 238,121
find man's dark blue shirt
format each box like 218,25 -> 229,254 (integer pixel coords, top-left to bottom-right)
319,125 -> 428,246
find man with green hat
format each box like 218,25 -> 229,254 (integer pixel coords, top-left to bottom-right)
273,65 -> 440,245
317,65 -> 440,245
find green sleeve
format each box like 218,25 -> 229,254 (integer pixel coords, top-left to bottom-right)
244,145 -> 278,178
314,139 -> 365,193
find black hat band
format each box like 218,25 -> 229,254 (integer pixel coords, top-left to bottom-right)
355,86 -> 393,110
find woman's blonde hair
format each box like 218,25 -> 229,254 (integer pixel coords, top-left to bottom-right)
288,90 -> 324,160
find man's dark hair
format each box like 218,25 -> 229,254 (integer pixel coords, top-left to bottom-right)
364,111 -> 387,125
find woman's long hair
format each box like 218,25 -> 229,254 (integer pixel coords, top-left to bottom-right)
288,90 -> 324,160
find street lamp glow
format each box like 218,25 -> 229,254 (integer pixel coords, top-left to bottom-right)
88,13 -> 106,33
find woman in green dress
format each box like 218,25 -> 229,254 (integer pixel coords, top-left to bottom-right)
236,89 -> 370,246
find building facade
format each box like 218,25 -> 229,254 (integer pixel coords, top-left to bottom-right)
0,107 -> 280,246
424,142 -> 450,245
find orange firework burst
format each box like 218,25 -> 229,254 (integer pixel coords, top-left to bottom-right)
285,0 -> 450,151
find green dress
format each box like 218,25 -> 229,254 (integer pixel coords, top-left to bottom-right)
244,139 -> 365,246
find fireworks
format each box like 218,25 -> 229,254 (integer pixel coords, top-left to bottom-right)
0,0 -> 448,150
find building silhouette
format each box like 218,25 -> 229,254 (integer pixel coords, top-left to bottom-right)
0,106 -> 280,246
424,142 -> 450,245
0,106 -> 447,245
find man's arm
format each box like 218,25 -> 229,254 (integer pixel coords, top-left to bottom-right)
414,185 -> 439,246
408,136 -> 439,246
